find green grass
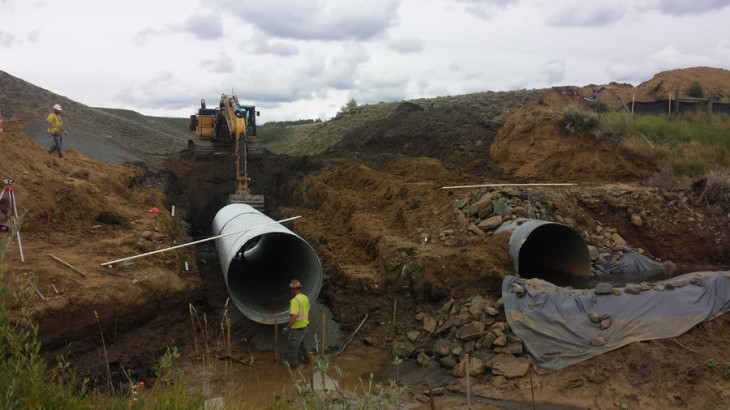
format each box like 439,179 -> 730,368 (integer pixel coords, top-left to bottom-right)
599,112 -> 730,175
258,124 -> 293,144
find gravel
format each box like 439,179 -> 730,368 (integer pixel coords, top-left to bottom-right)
20,118 -> 144,164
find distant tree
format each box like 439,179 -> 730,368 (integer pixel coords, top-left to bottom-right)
339,98 -> 358,114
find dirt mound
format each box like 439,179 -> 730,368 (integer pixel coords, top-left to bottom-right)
490,86 -> 657,181
0,131 -> 200,383
490,67 -> 730,182
638,66 -> 730,99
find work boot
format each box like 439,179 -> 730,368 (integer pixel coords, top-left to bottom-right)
58,152 -> 63,158
299,353 -> 311,364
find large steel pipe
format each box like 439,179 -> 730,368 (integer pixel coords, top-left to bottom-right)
212,204 -> 322,324
495,218 -> 591,278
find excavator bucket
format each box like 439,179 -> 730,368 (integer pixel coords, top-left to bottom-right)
228,193 -> 265,212
188,139 -> 214,157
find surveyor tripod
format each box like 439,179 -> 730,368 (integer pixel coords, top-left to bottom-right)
0,179 -> 24,262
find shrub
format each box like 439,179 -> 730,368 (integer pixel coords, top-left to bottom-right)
695,166 -> 730,210
562,106 -> 600,134
592,99 -> 610,114
688,81 -> 704,98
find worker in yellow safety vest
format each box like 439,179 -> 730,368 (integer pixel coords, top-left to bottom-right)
282,279 -> 311,367
46,104 -> 66,158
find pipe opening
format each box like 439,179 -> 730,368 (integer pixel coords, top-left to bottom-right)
213,204 -> 322,324
518,224 -> 590,278
498,219 -> 591,281
227,234 -> 321,315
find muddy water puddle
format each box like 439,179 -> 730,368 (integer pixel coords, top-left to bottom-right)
186,346 -> 581,409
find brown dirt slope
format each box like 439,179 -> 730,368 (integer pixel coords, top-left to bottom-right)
0,131 -> 200,382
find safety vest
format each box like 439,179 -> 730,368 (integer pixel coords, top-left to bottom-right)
289,293 -> 310,329
46,113 -> 63,133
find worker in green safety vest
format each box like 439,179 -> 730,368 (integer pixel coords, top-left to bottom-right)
282,279 -> 311,367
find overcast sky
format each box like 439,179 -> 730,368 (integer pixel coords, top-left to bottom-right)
2,0 -> 729,123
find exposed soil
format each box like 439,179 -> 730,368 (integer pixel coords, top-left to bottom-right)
2,66 -> 730,408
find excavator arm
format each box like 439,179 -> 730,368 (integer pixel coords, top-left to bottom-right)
189,94 -> 264,211
218,94 -> 265,211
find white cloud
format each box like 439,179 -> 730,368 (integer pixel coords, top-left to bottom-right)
356,73 -> 410,104
455,0 -> 518,20
177,13 -> 225,40
0,31 -> 16,47
325,44 -> 371,90
387,38 -> 423,54
654,0 -> 730,16
541,59 -> 566,85
26,28 -> 40,43
605,41 -> 730,85
546,4 -> 627,27
222,0 -> 399,41
1,0 -> 729,122
253,40 -> 299,57
201,53 -> 235,74
116,71 -> 192,111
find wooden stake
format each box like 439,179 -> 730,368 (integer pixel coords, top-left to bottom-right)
428,384 -> 435,410
27,278 -> 46,301
49,254 -> 87,278
465,353 -> 471,409
309,351 -> 315,391
530,366 -> 536,410
321,312 -> 326,359
632,93 -> 635,114
227,318 -> 231,361
668,94 -> 672,116
51,283 -> 60,294
392,299 -> 397,325
274,316 -> 279,362
335,313 -> 368,356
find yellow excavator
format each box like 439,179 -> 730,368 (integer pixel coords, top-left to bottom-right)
189,94 -> 265,211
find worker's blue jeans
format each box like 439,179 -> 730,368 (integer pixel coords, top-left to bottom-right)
49,133 -> 63,157
286,327 -> 309,365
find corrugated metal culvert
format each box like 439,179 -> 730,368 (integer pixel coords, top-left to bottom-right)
212,204 -> 322,324
496,218 -> 591,278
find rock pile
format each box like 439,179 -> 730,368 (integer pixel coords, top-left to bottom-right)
442,186 -> 698,274
387,294 -> 531,379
